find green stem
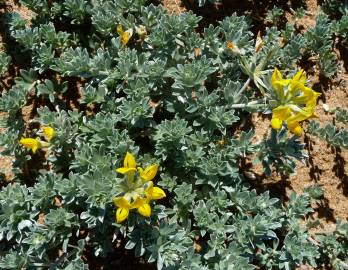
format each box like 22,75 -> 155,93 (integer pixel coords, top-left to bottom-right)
238,78 -> 251,95
337,260 -> 348,270
230,100 -> 266,109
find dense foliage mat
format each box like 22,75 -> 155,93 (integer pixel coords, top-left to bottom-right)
0,0 -> 348,269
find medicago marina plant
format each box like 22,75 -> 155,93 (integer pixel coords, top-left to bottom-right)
0,0 -> 347,269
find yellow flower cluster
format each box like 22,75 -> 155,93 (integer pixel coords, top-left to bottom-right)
117,24 -> 147,46
114,152 -> 166,223
117,25 -> 133,46
270,68 -> 321,136
19,126 -> 55,154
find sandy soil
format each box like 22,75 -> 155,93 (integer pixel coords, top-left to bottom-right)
162,0 -> 187,13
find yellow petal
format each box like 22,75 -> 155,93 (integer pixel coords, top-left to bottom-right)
287,121 -> 302,136
290,81 -> 317,99
115,167 -> 137,175
271,118 -> 283,130
292,69 -> 306,84
272,68 -> 292,99
140,164 -> 159,182
304,90 -> 321,107
19,138 -> 41,154
132,196 -> 148,209
309,112 -> 319,119
286,109 -> 311,123
124,152 -> 136,169
289,103 -> 314,118
113,196 -> 131,209
119,28 -> 133,46
273,80 -> 290,94
144,180 -> 154,193
137,203 -> 151,218
42,126 -> 55,142
121,33 -> 129,46
272,68 -> 283,85
290,86 -> 316,104
117,24 -> 124,35
147,186 -> 166,200
272,106 -> 292,121
116,208 -> 129,223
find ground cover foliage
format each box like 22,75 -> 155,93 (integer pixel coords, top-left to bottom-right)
0,0 -> 348,269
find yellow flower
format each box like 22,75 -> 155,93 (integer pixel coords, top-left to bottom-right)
270,68 -> 321,135
270,106 -> 292,130
271,117 -> 283,130
113,153 -> 166,223
117,25 -> 133,46
285,109 -> 313,136
113,181 -> 166,222
113,195 -> 152,222
138,164 -> 159,182
145,181 -> 166,200
132,196 -> 151,218
19,138 -> 42,154
42,126 -> 55,142
287,120 -> 302,136
271,68 -> 291,99
113,196 -> 132,223
116,152 -> 137,175
131,181 -> 166,219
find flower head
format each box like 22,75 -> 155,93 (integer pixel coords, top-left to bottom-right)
113,197 -> 132,223
42,126 -> 55,142
132,196 -> 152,218
270,68 -> 320,136
19,125 -> 55,154
113,153 -> 165,223
20,138 -> 42,154
117,25 -> 133,46
116,152 -> 137,175
145,181 -> 166,200
138,164 -> 159,182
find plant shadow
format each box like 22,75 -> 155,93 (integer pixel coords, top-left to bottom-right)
311,197 -> 336,223
333,147 -> 348,196
303,133 -> 323,182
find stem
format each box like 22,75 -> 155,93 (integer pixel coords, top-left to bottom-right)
230,100 -> 265,109
27,80 -> 38,92
338,260 -> 348,270
126,172 -> 135,188
238,78 -> 251,95
98,71 -> 110,76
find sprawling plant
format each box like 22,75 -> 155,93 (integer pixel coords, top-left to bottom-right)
0,0 -> 347,269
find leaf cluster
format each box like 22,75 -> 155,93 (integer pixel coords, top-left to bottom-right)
308,121 -> 348,149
